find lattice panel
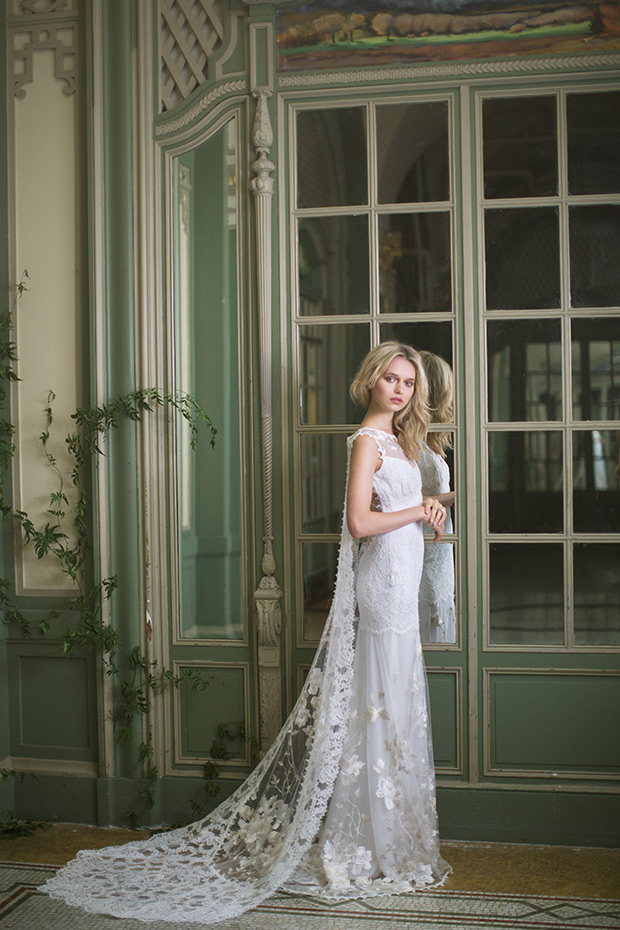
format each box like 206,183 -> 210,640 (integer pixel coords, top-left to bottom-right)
160,0 -> 225,113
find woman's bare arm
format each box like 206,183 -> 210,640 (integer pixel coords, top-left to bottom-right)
434,491 -> 455,508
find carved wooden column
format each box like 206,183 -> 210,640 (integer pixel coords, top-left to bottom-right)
250,88 -> 283,749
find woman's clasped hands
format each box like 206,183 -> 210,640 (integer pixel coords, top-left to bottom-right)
421,497 -> 446,540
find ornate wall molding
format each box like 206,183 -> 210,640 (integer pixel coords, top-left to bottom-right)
278,52 -> 620,88
250,88 -> 283,750
178,163 -> 191,234
155,79 -> 247,135
11,0 -> 76,13
10,1 -> 78,98
159,0 -> 226,113
0,755 -> 97,778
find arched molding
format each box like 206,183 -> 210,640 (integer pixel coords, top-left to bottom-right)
155,79 -> 247,136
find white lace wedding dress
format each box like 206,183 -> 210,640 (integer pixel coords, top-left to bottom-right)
43,427 -> 450,924
418,447 -> 456,644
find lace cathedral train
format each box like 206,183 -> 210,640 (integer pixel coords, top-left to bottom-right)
43,428 -> 450,924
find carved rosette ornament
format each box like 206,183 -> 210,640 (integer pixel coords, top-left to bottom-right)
251,89 -> 283,750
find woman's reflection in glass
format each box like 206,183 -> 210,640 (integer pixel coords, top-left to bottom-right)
418,351 -> 456,644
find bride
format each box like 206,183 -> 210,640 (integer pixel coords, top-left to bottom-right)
43,341 -> 452,924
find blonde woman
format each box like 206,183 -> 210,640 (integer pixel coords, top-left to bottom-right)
44,342 -> 451,924
312,341 -> 451,893
418,351 -> 456,644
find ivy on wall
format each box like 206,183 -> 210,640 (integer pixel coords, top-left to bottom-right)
0,273 -> 250,831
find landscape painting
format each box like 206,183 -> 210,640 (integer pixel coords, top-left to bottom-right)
277,0 -> 620,70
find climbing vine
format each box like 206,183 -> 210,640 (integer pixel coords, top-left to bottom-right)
0,273 -> 250,827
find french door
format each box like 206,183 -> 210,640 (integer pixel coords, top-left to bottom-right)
283,78 -> 620,811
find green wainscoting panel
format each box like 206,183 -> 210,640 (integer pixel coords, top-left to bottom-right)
486,670 -> 620,776
6,772 -> 619,840
15,773 -> 97,824
427,668 -> 462,773
175,663 -> 250,764
160,773 -> 241,827
9,648 -> 97,761
0,777 -> 14,817
0,634 -> 13,816
437,787 -> 620,847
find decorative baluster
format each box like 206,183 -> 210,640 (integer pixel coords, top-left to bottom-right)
251,88 -> 283,749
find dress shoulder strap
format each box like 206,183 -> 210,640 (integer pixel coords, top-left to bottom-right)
348,426 -> 399,450
348,427 -> 385,456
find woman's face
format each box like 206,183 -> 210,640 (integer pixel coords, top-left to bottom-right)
368,355 -> 416,414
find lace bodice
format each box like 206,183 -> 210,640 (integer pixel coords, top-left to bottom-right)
352,427 -> 422,509
351,429 -> 424,636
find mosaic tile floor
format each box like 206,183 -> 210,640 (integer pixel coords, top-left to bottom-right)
1,828 -> 619,930
2,860 -> 620,930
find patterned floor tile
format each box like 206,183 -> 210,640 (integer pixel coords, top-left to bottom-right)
1,861 -> 620,930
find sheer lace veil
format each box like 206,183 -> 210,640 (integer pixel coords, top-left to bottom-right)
43,442 -> 360,925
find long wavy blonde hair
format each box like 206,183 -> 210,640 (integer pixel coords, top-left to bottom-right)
350,342 -> 429,460
419,350 -> 453,457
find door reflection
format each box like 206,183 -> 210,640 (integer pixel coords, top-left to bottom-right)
173,118 -> 244,640
418,351 -> 456,644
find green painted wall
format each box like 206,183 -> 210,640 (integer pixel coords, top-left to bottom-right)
1,0 -> 618,847
100,0 -> 143,776
0,0 -> 100,816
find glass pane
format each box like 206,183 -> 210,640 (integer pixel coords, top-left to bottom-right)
489,543 -> 564,646
298,215 -> 369,316
378,212 -> 451,313
485,207 -> 560,310
300,433 -> 347,534
573,431 -> 620,533
379,320 -> 453,373
572,318 -> 620,421
302,541 -> 338,642
569,205 -> 620,309
487,319 -> 562,422
420,539 -> 457,645
482,95 -> 558,199
567,91 -> 620,195
296,108 -> 367,208
299,324 -> 370,426
574,544 -> 620,646
489,431 -> 563,533
174,121 -> 243,639
376,101 -> 450,204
